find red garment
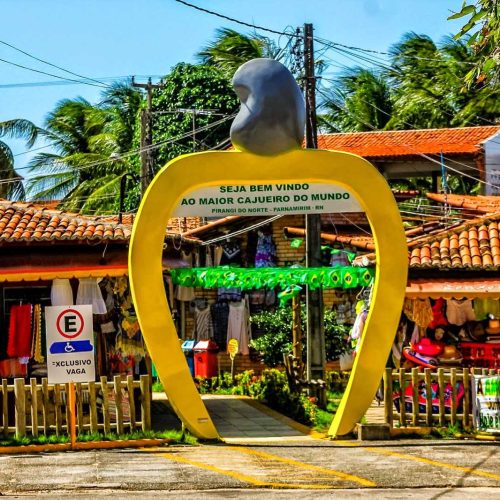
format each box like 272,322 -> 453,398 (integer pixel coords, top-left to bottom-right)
7,304 -> 33,358
429,298 -> 448,329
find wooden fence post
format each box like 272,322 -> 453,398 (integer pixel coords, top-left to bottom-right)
127,375 -> 136,431
76,383 -> 84,433
114,376 -> 124,435
2,379 -> 8,438
450,368 -> 457,427
88,381 -> 98,434
41,378 -> 49,436
463,368 -> 470,429
100,376 -> 111,435
398,368 -> 406,427
30,378 -> 38,438
424,368 -> 432,426
383,368 -> 393,427
140,375 -> 151,432
54,384 -> 63,436
14,378 -> 26,438
437,368 -> 445,427
411,368 -> 419,426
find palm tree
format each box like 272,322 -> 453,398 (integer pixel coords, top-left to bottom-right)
319,68 -> 393,132
0,119 -> 39,199
26,83 -> 142,214
197,27 -> 286,77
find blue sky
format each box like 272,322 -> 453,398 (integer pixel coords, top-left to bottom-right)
1,0 -> 464,168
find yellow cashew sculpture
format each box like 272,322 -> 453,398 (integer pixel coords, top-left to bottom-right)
129,148 -> 408,439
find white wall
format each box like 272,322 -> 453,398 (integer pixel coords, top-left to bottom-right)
485,132 -> 500,195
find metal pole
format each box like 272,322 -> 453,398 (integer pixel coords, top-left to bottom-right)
303,23 -> 325,381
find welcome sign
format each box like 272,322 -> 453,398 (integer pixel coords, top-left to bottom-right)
174,182 -> 363,216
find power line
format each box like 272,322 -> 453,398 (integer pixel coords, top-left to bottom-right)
172,0 -> 299,38
0,56 -> 108,89
315,86 -> 499,191
0,113 -> 235,178
317,78 -> 498,180
0,75 -> 164,89
0,39 -> 110,87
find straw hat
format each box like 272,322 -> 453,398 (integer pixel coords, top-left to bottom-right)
438,345 -> 463,363
486,318 -> 500,335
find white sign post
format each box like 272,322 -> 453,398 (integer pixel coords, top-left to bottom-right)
45,305 -> 96,384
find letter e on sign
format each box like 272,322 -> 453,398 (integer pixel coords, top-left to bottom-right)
57,309 -> 84,339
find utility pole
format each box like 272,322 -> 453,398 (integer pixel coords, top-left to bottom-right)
132,77 -> 165,197
303,23 -> 326,381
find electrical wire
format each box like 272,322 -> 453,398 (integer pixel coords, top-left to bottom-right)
0,75 -> 164,89
0,39 -> 110,87
173,0 -> 299,38
319,75 -> 498,176
315,86 -> 499,191
0,56 -> 108,89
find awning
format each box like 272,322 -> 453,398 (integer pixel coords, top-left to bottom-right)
406,278 -> 500,299
0,265 -> 129,282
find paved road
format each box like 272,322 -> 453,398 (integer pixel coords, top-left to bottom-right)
1,439 -> 499,498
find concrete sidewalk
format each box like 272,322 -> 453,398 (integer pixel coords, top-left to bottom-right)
152,393 -> 312,442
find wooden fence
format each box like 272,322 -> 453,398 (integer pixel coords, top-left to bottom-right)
0,375 -> 151,438
383,367 -> 499,429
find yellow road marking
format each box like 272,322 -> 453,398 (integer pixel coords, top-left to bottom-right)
153,451 -> 345,489
229,446 -> 376,487
332,440 -> 500,482
363,447 -> 500,482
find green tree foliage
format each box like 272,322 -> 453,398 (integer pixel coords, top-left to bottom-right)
449,0 -> 499,86
124,63 -> 238,210
320,69 -> 393,132
0,119 -> 39,199
320,32 -> 499,134
197,27 -> 286,77
26,83 -> 142,213
250,305 -> 351,367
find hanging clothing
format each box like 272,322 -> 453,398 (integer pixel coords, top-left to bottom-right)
473,298 -> 500,320
217,287 -> 242,302
195,306 -> 213,341
32,304 -> 44,363
205,247 -> 213,267
446,299 -> 476,326
403,298 -> 433,328
7,304 -> 33,358
220,241 -> 242,266
211,302 -> 229,350
227,299 -> 250,355
51,278 -> 74,306
350,309 -> 368,349
76,278 -> 107,314
175,251 -> 196,302
429,298 -> 448,329
214,246 -> 223,267
255,233 -> 276,268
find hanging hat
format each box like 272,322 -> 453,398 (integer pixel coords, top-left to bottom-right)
438,345 -> 463,363
414,337 -> 444,357
470,322 -> 487,341
486,318 -> 500,335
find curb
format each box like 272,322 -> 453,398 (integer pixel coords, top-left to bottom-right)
0,438 -> 172,454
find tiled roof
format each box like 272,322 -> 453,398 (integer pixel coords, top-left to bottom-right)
408,213 -> 500,269
317,126 -> 500,158
0,200 -> 130,243
426,193 -> 500,214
